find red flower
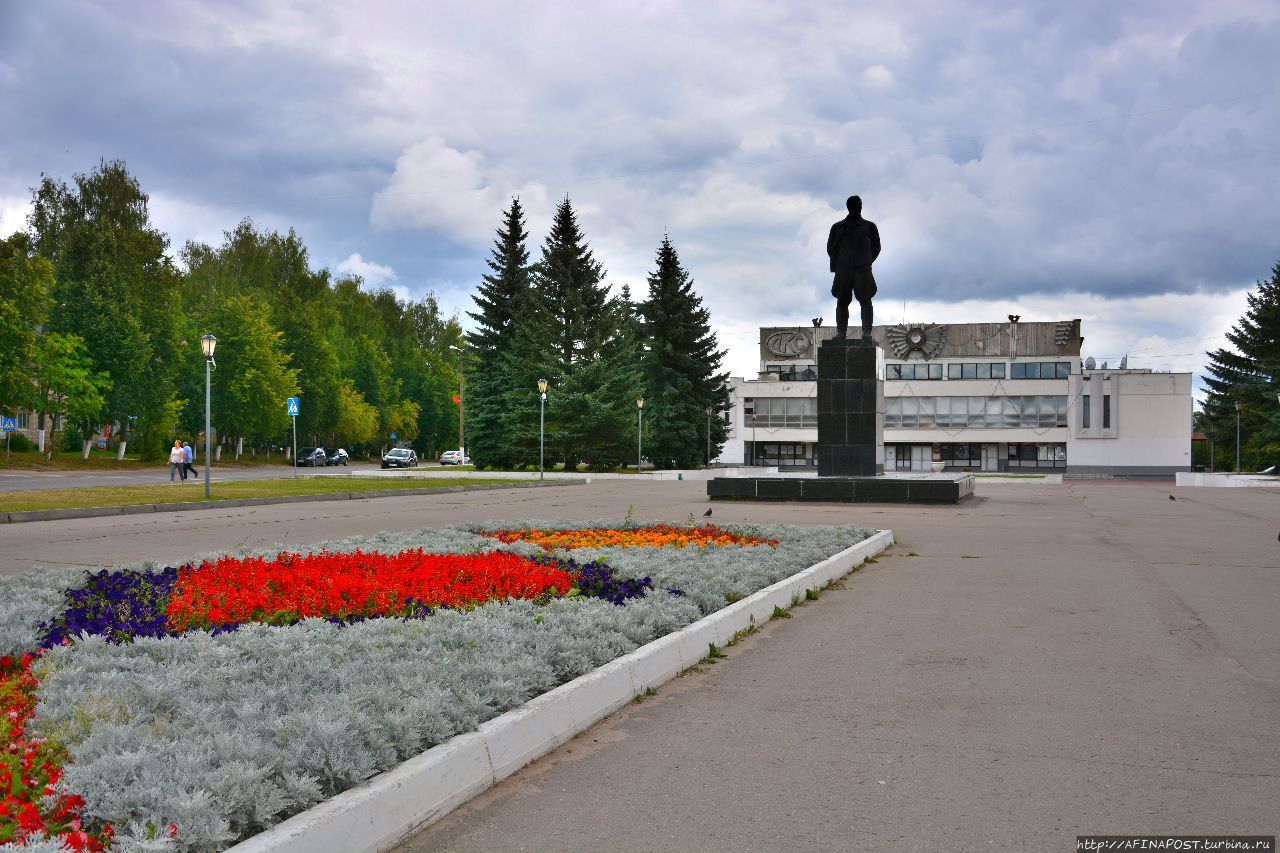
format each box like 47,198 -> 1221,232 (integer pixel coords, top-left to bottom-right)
165,549 -> 574,630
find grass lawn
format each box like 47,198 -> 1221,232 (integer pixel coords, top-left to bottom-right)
0,476 -> 525,513
0,449 -> 300,472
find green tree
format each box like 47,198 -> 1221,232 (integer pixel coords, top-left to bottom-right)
406,294 -> 463,458
639,236 -> 731,469
207,295 -> 300,452
1201,262 -> 1280,471
335,380 -> 379,448
30,160 -> 184,458
466,198 -> 533,468
181,222 -> 342,446
34,333 -> 111,456
0,233 -> 53,414
530,198 -> 638,469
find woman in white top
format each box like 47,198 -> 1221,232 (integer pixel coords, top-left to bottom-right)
168,440 -> 185,481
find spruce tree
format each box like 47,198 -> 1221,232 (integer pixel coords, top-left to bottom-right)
531,198 -> 637,470
466,198 -> 533,468
1201,262 -> 1280,470
639,236 -> 731,469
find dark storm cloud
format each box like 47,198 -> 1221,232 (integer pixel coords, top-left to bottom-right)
1,0 -> 1277,379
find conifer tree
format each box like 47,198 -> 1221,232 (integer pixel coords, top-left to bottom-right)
639,236 -> 731,469
531,198 -> 637,469
1201,262 -> 1280,470
466,198 -> 533,467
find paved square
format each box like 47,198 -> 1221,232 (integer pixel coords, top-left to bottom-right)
3,479 -> 1277,850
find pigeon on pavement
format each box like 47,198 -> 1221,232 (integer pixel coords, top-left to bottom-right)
703,508 -> 713,517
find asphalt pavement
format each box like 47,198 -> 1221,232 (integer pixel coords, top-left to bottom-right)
1,479 -> 1277,851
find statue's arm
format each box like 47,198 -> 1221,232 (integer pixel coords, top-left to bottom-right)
869,222 -> 881,263
826,223 -> 841,272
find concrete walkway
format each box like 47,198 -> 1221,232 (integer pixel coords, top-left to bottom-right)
391,481 -> 1278,852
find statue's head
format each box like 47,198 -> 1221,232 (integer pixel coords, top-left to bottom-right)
846,195 -> 862,214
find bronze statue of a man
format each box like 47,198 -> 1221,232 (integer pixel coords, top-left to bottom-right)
827,195 -> 881,340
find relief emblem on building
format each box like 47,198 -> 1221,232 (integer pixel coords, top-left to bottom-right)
764,330 -> 812,358
886,324 -> 947,360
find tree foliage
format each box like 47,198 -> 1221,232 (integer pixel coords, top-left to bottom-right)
30,160 -> 184,457
1200,262 -> 1280,470
466,198 -> 533,468
3,161 -> 465,461
34,332 -> 111,455
638,236 -> 731,469
0,233 -> 52,415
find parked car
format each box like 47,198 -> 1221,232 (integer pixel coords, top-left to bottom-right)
326,448 -> 349,466
439,450 -> 471,465
381,448 -> 418,469
297,447 -> 328,467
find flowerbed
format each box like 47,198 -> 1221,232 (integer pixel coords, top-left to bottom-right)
0,653 -> 110,851
486,522 -> 779,550
0,519 -> 874,852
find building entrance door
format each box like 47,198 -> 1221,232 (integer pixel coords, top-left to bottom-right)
981,443 -> 997,471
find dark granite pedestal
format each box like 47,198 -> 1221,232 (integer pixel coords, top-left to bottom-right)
707,473 -> 974,504
816,337 -> 883,476
707,333 -> 973,503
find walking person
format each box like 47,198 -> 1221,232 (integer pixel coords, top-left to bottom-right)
168,440 -> 185,482
182,441 -> 199,480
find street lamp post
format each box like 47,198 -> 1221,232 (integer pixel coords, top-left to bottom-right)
538,378 -> 548,480
636,397 -> 645,472
450,345 -> 465,456
200,334 -> 217,499
1235,400 -> 1241,472
706,405 -> 712,467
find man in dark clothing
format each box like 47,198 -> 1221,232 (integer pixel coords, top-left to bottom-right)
827,195 -> 881,340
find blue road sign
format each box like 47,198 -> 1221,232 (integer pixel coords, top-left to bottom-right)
390,431 -> 397,440
286,397 -> 300,416
0,417 -> 15,431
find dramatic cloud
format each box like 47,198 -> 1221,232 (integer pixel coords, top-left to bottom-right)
1,0 -> 1276,386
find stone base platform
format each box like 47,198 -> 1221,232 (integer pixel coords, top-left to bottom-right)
707,473 -> 975,504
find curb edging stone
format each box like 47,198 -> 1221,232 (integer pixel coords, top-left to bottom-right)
227,528 -> 895,853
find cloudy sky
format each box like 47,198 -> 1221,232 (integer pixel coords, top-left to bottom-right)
2,1 -> 1277,397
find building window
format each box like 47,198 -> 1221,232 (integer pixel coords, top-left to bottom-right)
1007,443 -> 1067,468
885,395 -> 1068,429
887,363 -> 943,380
746,397 -> 817,428
748,442 -> 813,466
1103,394 -> 1111,429
1082,395 -> 1091,429
938,443 -> 981,466
1010,362 -> 1071,379
16,412 -> 29,429
763,365 -> 817,381
893,444 -> 913,470
943,363 -> 1005,380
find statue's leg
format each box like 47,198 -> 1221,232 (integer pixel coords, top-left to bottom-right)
860,298 -> 873,339
835,295 -> 850,339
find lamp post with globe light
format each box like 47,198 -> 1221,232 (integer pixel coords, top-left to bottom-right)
1235,400 -> 1242,472
706,405 -> 713,466
538,378 -> 548,480
636,397 -> 645,472
200,334 -> 217,499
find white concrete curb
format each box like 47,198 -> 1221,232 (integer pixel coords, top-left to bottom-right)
227,529 -> 894,853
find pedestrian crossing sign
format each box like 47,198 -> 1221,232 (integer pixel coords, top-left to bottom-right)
0,416 -> 15,431
286,397 -> 300,416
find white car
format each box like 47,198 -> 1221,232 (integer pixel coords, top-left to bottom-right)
439,450 -> 471,465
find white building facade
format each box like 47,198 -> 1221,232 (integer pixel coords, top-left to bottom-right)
716,320 -> 1193,477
